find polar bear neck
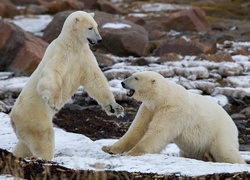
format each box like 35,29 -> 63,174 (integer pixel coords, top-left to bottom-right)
57,32 -> 89,50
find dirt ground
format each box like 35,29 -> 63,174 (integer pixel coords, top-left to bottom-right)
1,100 -> 250,179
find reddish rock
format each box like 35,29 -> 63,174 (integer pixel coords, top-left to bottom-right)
0,20 -> 48,76
124,15 -> 145,26
154,38 -> 214,56
78,0 -> 99,10
9,33 -> 48,76
10,0 -> 41,5
0,0 -> 19,18
25,4 -> 49,15
95,11 -> 149,57
44,0 -> 84,14
157,53 -> 181,63
162,7 -> 211,32
200,52 -> 234,62
0,20 -> 25,71
97,0 -> 125,15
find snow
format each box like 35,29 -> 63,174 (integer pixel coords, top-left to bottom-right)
6,15 -> 53,36
1,112 -> 250,177
102,23 -> 131,29
141,3 -> 189,12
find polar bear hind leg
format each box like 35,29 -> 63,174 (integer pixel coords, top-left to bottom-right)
13,126 -> 55,160
13,141 -> 33,158
210,140 -> 246,164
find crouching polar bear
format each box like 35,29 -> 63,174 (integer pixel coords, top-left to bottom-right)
102,71 -> 245,164
10,11 -> 124,160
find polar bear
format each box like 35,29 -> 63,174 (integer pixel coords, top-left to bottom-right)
10,11 -> 124,161
102,71 -> 246,164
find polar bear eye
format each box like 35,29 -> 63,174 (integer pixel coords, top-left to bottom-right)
88,27 -> 93,30
135,77 -> 139,80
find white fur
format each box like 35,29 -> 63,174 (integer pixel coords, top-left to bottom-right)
10,11 -> 123,160
102,71 -> 245,164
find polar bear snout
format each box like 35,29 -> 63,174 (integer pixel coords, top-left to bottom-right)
87,38 -> 102,45
121,81 -> 135,97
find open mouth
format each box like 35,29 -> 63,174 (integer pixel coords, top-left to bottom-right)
126,89 -> 135,97
87,38 -> 95,45
121,81 -> 135,97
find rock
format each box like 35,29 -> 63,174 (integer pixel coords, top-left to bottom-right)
179,79 -> 218,94
154,38 -> 212,56
8,33 -> 48,76
78,0 -> 99,10
124,15 -> 146,26
0,0 -> 19,18
10,0 -> 41,5
24,4 -> 49,15
174,66 -> 209,80
157,53 -> 181,63
212,87 -> 250,99
131,58 -> 150,66
231,113 -> 246,120
0,20 -> 48,76
43,0 -> 84,14
95,11 -> 149,57
98,0 -> 126,15
199,52 -> 234,62
0,101 -> 11,113
0,20 -> 25,71
240,107 -> 250,116
42,11 -> 73,43
162,7 -> 211,32
218,62 -> 243,77
94,52 -> 115,68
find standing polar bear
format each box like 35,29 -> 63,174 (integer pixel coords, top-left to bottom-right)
102,71 -> 245,164
10,11 -> 124,161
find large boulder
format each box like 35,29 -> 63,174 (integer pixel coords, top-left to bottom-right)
95,11 -> 149,57
0,20 -> 48,76
0,0 -> 19,18
162,7 -> 211,32
153,38 -> 216,56
0,20 -> 25,71
9,33 -> 48,76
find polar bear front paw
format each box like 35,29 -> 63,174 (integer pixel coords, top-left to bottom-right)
102,146 -> 123,154
43,96 -> 61,112
104,102 -> 124,117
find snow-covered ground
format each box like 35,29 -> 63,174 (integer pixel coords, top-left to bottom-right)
1,112 -> 250,177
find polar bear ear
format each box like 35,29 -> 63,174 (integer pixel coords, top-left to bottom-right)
89,13 -> 95,17
151,79 -> 156,84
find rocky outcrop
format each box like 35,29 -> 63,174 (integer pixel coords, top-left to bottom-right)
0,20 -> 48,76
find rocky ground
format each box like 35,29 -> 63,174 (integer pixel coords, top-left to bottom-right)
0,0 -> 250,179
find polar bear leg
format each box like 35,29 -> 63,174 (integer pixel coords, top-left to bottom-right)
13,141 -> 33,158
28,127 -> 55,160
37,75 -> 62,111
127,113 -> 175,156
102,105 -> 152,154
14,126 -> 55,160
210,140 -> 246,164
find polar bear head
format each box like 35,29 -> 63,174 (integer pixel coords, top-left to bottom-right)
121,71 -> 166,102
61,11 -> 102,45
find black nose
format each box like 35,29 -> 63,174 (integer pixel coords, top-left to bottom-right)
121,82 -> 125,87
97,39 -> 102,44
